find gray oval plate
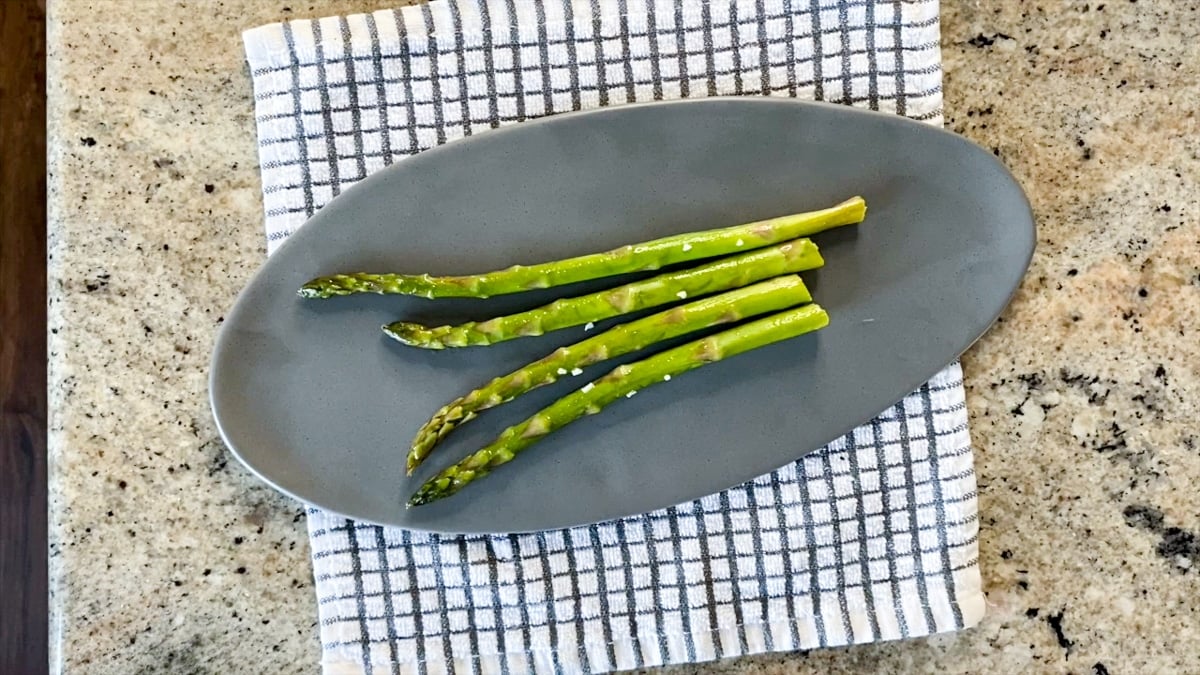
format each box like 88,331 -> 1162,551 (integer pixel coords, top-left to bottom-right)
210,98 -> 1033,534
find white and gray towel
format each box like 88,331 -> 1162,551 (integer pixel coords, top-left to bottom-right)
242,1 -> 984,672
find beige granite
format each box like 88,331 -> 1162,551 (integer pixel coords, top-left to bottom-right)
48,0 -> 1200,672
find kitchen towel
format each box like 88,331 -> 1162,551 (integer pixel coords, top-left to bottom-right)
242,1 -> 984,672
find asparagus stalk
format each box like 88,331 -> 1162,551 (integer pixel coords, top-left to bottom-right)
408,303 -> 830,506
406,275 -> 814,473
384,238 -> 823,349
299,196 -> 864,299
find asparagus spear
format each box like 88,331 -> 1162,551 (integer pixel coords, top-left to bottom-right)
299,196 -> 864,299
384,238 -> 823,349
408,303 -> 830,506
406,275 -> 814,473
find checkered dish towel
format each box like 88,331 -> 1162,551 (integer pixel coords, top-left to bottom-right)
242,1 -> 983,672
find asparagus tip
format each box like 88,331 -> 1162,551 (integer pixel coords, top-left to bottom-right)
407,492 -> 435,508
383,322 -> 447,349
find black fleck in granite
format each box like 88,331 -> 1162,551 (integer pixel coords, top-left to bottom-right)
48,0 -> 1200,673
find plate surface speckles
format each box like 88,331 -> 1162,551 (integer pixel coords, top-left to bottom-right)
210,98 -> 1034,534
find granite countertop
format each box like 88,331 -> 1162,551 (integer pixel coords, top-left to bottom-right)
47,0 -> 1199,672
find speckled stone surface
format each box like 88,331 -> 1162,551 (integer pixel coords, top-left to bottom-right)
47,0 -> 1199,672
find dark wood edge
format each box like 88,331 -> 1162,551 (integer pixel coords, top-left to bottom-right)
1,1 -> 48,673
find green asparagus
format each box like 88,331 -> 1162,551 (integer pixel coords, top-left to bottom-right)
408,303 -> 830,506
406,275 -> 814,473
299,197 -> 864,299
384,238 -> 823,349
